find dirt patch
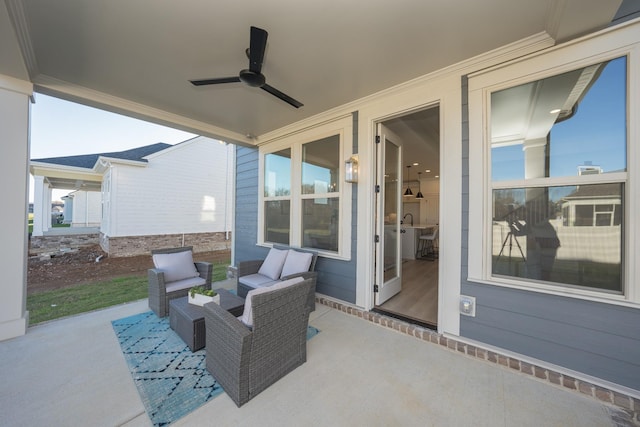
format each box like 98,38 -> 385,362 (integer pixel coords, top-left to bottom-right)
27,244 -> 231,295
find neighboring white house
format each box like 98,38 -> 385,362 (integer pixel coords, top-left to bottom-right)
29,136 -> 234,256
61,190 -> 102,227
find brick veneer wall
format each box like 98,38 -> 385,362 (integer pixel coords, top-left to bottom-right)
315,296 -> 640,425
100,232 -> 231,257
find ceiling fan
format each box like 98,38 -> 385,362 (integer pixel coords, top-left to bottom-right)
190,26 -> 303,108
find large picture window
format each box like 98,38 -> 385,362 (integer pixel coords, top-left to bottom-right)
258,116 -> 353,258
489,57 -> 626,294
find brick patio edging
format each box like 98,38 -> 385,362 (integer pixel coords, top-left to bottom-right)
315,295 -> 640,425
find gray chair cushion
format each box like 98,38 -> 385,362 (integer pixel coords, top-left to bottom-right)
257,247 -> 288,280
152,250 -> 200,282
280,249 -> 313,278
238,273 -> 279,288
240,276 -> 304,327
165,276 -> 207,293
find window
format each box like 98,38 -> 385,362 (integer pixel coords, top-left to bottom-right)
301,135 -> 340,251
489,57 -> 626,294
264,149 -> 291,245
466,31 -> 640,302
258,116 -> 353,258
492,183 -> 623,292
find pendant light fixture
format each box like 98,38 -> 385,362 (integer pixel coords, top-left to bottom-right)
416,172 -> 424,199
403,165 -> 413,196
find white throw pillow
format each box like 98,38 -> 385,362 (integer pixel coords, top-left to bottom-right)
257,248 -> 288,280
280,249 -> 313,278
152,250 -> 200,282
240,276 -> 304,327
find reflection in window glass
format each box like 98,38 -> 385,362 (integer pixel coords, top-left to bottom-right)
264,149 -> 291,197
265,200 -> 290,245
492,183 -> 623,293
302,135 -> 340,194
491,57 -> 626,182
302,198 -> 339,252
491,145 -> 525,181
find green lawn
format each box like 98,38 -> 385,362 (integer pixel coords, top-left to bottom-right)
28,260 -> 231,325
27,276 -> 148,325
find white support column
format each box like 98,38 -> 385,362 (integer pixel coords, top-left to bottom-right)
32,175 -> 45,236
523,137 -> 547,179
43,182 -> 51,232
0,75 -> 33,341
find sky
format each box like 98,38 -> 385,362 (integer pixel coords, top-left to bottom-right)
29,94 -> 196,202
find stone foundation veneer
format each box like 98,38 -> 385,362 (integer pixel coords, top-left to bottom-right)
314,295 -> 640,425
100,232 -> 231,257
29,234 -> 100,255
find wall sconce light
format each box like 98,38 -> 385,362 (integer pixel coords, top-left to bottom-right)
345,155 -> 359,183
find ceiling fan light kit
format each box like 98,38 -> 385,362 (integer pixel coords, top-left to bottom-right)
190,26 -> 303,108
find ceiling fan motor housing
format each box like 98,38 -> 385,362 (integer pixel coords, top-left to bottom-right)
239,69 -> 265,87
189,26 -> 302,107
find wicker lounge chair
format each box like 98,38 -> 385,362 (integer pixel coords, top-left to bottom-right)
148,246 -> 213,317
203,276 -> 315,407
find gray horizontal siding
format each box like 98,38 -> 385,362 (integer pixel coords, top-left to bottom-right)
316,248 -> 357,303
459,75 -> 640,390
233,119 -> 358,304
460,283 -> 640,389
234,147 -> 264,261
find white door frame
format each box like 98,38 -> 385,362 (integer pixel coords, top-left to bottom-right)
355,74 -> 462,336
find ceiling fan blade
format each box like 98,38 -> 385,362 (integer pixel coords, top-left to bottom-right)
249,26 -> 268,74
190,76 -> 241,86
261,84 -> 303,108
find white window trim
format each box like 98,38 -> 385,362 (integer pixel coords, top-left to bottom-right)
257,116 -> 353,260
468,23 -> 640,307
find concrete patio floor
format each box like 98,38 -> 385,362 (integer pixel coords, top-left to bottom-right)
0,294 -> 632,426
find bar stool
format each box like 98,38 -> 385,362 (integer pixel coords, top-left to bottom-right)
417,226 -> 438,260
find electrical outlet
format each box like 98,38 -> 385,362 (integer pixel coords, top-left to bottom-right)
460,295 -> 476,317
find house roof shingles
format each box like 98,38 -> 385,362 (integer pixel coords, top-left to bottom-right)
31,143 -> 172,169
563,182 -> 622,199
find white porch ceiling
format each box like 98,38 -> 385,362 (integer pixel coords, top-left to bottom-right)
30,162 -> 102,192
1,0 -> 622,146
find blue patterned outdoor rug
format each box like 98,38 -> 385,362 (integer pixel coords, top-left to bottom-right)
112,311 -> 319,426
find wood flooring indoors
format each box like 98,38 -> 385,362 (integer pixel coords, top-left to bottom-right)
377,258 -> 439,327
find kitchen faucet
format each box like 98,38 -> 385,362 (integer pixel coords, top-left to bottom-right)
402,213 -> 414,226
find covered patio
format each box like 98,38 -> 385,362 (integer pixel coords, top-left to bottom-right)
3,2 -> 640,424
0,289 -> 632,426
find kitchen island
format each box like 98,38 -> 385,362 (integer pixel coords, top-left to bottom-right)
401,224 -> 436,260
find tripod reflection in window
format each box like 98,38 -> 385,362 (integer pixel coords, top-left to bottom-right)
493,204 -> 529,275
496,219 -> 527,264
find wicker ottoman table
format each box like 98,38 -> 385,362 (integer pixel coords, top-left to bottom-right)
169,288 -> 245,352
